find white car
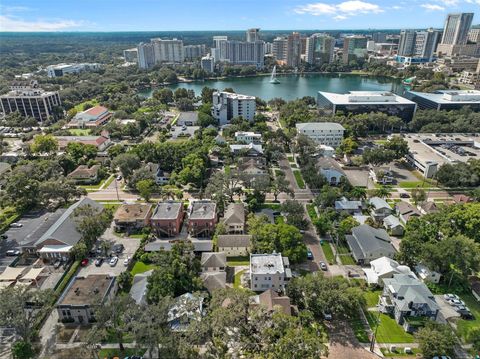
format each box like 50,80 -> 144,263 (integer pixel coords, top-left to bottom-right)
9,223 -> 23,228
123,256 -> 130,266
109,256 -> 118,267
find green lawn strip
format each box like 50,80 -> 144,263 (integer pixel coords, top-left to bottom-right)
293,170 -> 306,189
349,315 -> 370,343
68,128 -> 92,136
381,348 -> 421,357
398,181 -> 433,189
366,312 -> 415,343
79,177 -> 109,190
128,233 -> 144,239
227,256 -> 250,266
74,99 -> 99,112
364,290 -> 381,308
290,164 -> 298,168
225,166 -> 231,175
456,293 -> 480,343
274,169 -> 285,177
130,261 -> 157,276
374,140 -> 388,145
101,175 -> 115,189
336,242 -> 351,255
102,203 -> 120,211
234,269 -> 246,289
321,242 -> 335,264
260,203 -> 281,210
339,254 -> 356,265
306,204 -> 318,221
287,155 -> 294,162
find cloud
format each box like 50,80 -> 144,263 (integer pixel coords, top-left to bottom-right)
295,1 -> 383,20
421,3 -> 445,10
0,15 -> 86,32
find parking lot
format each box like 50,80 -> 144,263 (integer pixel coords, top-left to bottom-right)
388,161 -> 419,183
435,295 -> 461,323
343,168 -> 370,188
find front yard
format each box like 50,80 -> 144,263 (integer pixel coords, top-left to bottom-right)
455,293 -> 480,343
366,312 -> 415,343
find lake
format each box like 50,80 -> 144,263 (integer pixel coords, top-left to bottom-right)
138,73 -> 405,101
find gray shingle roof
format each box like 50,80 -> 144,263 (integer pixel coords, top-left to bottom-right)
223,203 -> 245,226
151,202 -> 183,220
201,271 -> 226,293
201,252 -> 227,268
369,197 -> 391,210
217,235 -> 251,248
347,225 -> 396,260
190,201 -> 216,220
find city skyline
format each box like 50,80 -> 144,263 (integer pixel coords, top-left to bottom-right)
0,0 -> 479,32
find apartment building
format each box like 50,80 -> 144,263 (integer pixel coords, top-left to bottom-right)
295,122 -> 345,148
250,253 -> 292,291
212,91 -> 256,125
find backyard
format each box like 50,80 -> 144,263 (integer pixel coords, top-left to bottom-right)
234,269 -> 246,289
227,256 -> 250,266
364,289 -> 382,308
366,312 -> 415,343
130,261 -> 157,276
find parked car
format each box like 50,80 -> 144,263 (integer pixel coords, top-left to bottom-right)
9,223 -> 23,228
116,175 -> 122,181
307,250 -> 313,260
53,260 -> 62,269
458,310 -> 474,320
80,258 -> 89,266
123,256 -> 131,266
95,258 -> 104,267
109,256 -> 118,267
6,249 -> 20,256
112,244 -> 125,254
322,311 -> 332,321
319,261 -> 328,271
0,234 -> 8,239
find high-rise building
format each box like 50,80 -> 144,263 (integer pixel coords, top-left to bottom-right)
201,54 -> 215,73
184,45 -> 206,60
151,38 -> 184,63
213,36 -> 228,48
246,28 -> 260,42
372,32 -> 387,43
342,36 -> 368,64
441,13 -> 474,45
0,81 -> 62,123
264,42 -> 273,55
123,48 -> 138,63
305,33 -> 335,66
212,36 -> 228,62
469,28 -> 480,43
219,40 -> 265,68
414,29 -> 441,61
137,42 -> 155,69
398,30 -> 416,57
286,32 -> 302,68
272,37 -> 288,62
211,91 -> 256,125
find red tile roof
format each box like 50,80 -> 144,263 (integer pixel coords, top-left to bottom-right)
84,105 -> 108,116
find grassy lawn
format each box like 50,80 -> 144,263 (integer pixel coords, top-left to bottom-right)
287,155 -> 294,162
68,128 -> 91,136
130,261 -> 157,276
74,99 -> 99,112
291,163 -> 298,168
234,269 -> 246,289
321,242 -> 335,264
227,256 -> 250,266
339,255 -> 356,265
381,348 -> 421,357
102,203 -> 120,211
456,293 -> 480,343
98,348 -> 143,358
364,290 -> 381,308
398,181 -> 433,189
293,170 -> 306,189
102,175 -> 115,188
274,169 -> 285,177
260,203 -> 281,210
374,139 -> 388,145
306,204 -> 318,221
350,316 -> 370,343
224,166 -> 231,175
336,242 -> 351,255
79,176 -> 109,190
366,312 -> 415,343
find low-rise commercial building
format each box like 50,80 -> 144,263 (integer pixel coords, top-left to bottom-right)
406,90 -> 480,111
317,91 -> 417,122
68,105 -> 112,128
55,133 -> 111,152
250,253 -> 292,291
47,63 -> 100,77
295,122 -> 345,148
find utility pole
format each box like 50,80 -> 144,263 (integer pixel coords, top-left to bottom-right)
370,310 -> 381,353
115,177 -> 120,201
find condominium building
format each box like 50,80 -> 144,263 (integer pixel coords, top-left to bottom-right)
250,253 -> 292,291
398,30 -> 416,57
235,131 -> 262,144
201,54 -> 215,73
398,29 -> 440,63
246,28 -> 260,42
272,37 -> 288,63
317,91 -> 417,122
468,28 -> 480,44
218,40 -> 265,68
441,13 -> 474,45
212,91 -> 256,125
184,45 -> 206,60
46,63 -> 100,77
286,32 -> 302,68
0,81 -> 61,123
137,42 -> 155,69
372,32 -> 387,43
305,33 -> 335,66
151,38 -> 184,63
123,48 -> 138,63
342,35 -> 368,64
295,122 -> 345,148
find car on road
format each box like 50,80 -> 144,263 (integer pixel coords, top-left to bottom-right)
9,223 -> 23,228
6,249 -> 20,256
116,175 -> 122,181
54,260 -> 62,269
109,256 -> 118,267
400,193 -> 410,198
95,258 -> 104,267
319,261 -> 328,271
0,234 -> 7,240
307,250 -> 313,260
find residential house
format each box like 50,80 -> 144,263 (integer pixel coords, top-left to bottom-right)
250,253 -> 292,292
222,203 -> 245,234
57,275 -> 116,324
383,215 -> 404,236
188,201 -> 217,237
346,225 -> 397,265
237,157 -> 267,176
335,197 -> 363,214
379,274 -> 439,332
129,270 -> 153,305
150,202 -> 184,237
66,165 -> 100,184
217,235 -> 251,256
168,293 -> 205,331
363,256 -> 415,286
34,198 -> 104,259
145,162 -> 170,185
250,289 -> 292,315
113,203 -> 153,233
418,201 -> 439,215
453,194 -> 473,204
369,197 -> 392,221
415,264 -> 441,284
200,252 -> 227,293
235,131 -> 262,144
68,105 -> 112,128
369,166 -> 394,185
319,144 -> 335,158
395,202 -> 421,224
230,143 -> 263,157
317,157 -> 345,185
201,271 -> 227,293
55,132 -> 111,152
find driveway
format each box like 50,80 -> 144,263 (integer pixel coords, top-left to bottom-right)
327,320 -> 379,359
435,295 -> 460,323
343,168 -> 371,188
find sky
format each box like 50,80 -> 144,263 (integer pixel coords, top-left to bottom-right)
0,0 -> 478,32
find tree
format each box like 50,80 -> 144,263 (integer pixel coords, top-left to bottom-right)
74,204 -> 112,247
383,136 -> 409,158
280,200 -> 308,230
337,137 -> 358,155
411,188 -> 427,205
337,216 -> 359,237
349,186 -> 367,200
362,147 -> 395,166
136,179 -> 155,202
415,322 -> 456,359
468,327 -> 480,352
11,340 -> 35,359
201,86 -> 216,104
271,174 -> 292,201
30,135 -> 58,155
112,153 -> 141,180
315,185 -> 341,208
153,88 -> 173,104
373,185 -> 391,199
118,271 -> 133,292
205,171 -> 242,214
71,242 -> 88,260
65,142 -> 97,165
313,213 -> 333,236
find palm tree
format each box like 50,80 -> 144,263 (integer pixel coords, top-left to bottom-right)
373,185 -> 391,199
349,186 -> 367,200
